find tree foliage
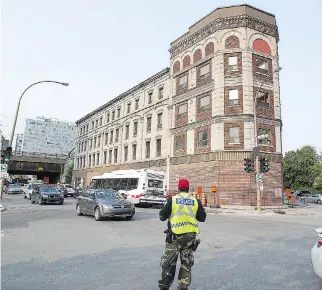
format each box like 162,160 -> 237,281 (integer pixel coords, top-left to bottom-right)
283,146 -> 322,191
64,166 -> 73,184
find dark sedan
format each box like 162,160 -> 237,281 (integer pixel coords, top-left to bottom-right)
31,185 -> 64,205
5,184 -> 22,194
76,189 -> 135,221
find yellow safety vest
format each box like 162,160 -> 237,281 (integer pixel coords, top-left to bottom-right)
169,192 -> 200,235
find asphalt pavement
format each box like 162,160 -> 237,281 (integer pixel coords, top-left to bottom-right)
1,194 -> 322,290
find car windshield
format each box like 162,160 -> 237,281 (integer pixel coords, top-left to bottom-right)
95,190 -> 122,199
9,184 -> 20,188
39,186 -> 58,193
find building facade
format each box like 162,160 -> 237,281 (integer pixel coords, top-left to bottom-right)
15,134 -> 23,155
74,4 -> 283,206
21,117 -> 77,156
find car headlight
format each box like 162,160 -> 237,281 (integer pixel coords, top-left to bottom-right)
103,204 -> 113,210
42,194 -> 48,197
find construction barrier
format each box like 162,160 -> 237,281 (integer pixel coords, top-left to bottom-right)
201,192 -> 207,207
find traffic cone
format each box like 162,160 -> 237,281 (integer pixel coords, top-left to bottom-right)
202,192 -> 208,207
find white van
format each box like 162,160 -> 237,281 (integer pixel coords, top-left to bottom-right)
90,169 -> 167,205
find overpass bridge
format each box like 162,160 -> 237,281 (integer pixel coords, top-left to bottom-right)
7,152 -> 67,183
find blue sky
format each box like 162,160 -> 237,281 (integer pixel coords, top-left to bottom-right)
1,0 -> 321,154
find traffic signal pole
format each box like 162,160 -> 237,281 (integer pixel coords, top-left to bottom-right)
253,97 -> 261,213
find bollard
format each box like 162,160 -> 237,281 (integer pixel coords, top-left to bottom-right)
201,192 -> 207,207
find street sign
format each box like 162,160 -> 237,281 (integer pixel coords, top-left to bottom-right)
256,173 -> 263,183
0,164 -> 8,172
211,186 -> 218,193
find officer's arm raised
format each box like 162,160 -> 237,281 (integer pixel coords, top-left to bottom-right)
159,198 -> 172,221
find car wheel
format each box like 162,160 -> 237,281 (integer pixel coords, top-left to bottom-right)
24,195 -> 27,199
318,200 -> 322,204
94,207 -> 102,221
38,197 -> 43,205
125,216 -> 133,220
59,200 -> 64,205
76,204 -> 83,216
31,198 -> 35,204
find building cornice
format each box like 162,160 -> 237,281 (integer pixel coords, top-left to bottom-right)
169,15 -> 279,58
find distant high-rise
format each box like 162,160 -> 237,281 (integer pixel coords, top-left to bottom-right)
21,117 -> 77,156
15,134 -> 24,155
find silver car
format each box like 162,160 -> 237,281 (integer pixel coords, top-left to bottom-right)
76,189 -> 135,221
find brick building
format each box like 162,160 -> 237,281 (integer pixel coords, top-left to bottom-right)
74,4 -> 283,206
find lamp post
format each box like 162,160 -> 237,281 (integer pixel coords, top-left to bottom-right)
9,81 -> 69,147
47,142 -> 65,182
254,67 -> 282,212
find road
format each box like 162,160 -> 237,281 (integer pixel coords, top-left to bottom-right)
1,194 -> 322,290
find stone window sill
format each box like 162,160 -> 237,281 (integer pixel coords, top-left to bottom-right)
228,143 -> 241,145
227,104 -> 240,108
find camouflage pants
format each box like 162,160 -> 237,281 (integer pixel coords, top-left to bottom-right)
158,233 -> 196,290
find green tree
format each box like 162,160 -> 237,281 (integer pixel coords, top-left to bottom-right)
283,145 -> 322,190
64,166 -> 73,184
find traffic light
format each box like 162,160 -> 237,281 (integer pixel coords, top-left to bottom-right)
260,157 -> 269,173
1,150 -> 5,163
1,147 -> 12,163
244,158 -> 255,173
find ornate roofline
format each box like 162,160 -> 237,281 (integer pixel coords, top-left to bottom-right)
76,67 -> 170,125
169,15 -> 279,58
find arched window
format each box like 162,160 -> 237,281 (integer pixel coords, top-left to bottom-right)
253,39 -> 271,55
193,49 -> 202,63
225,36 -> 240,49
183,55 -> 191,68
173,61 -> 181,74
205,42 -> 214,56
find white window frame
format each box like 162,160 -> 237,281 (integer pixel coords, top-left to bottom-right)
199,63 -> 210,80
228,89 -> 239,106
228,56 -> 238,71
258,128 -> 272,146
198,130 -> 208,147
229,127 -> 240,144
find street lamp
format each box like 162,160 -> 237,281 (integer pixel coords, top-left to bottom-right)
47,142 -> 64,182
254,67 -> 282,212
9,81 -> 69,147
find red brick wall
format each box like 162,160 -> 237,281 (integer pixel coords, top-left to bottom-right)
173,131 -> 187,156
175,101 -> 188,127
225,36 -> 240,49
224,86 -> 243,114
169,158 -> 283,206
193,49 -> 202,63
183,55 -> 191,68
173,61 -> 181,74
205,42 -> 214,56
196,93 -> 212,122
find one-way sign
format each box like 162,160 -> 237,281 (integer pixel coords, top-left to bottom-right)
0,164 -> 8,172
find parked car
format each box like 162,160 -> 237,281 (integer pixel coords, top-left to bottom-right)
31,185 -> 64,205
57,185 -> 69,198
5,184 -> 22,194
76,189 -> 135,221
61,184 -> 75,197
73,188 -> 84,199
311,228 -> 322,279
24,182 -> 43,200
313,194 -> 322,204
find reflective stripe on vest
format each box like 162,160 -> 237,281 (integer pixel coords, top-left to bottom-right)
169,192 -> 200,235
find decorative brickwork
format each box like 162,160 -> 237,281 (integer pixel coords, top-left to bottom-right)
193,49 -> 202,63
175,102 -> 188,127
224,52 -> 242,76
173,61 -> 181,74
253,87 -> 274,118
173,131 -> 187,156
194,125 -> 211,154
225,35 -> 240,49
253,39 -> 271,55
183,55 -> 191,68
224,121 -> 244,150
252,54 -> 273,82
257,123 -> 276,153
224,86 -> 243,115
196,93 -> 212,122
205,42 -> 214,56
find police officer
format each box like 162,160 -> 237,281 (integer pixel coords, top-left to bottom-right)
158,179 -> 206,290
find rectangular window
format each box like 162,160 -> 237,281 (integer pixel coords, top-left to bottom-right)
175,135 -> 185,151
115,128 -> 119,142
257,92 -> 270,107
81,142 -> 84,152
97,135 -> 101,147
135,99 -> 139,110
258,60 -> 268,71
105,132 -> 108,145
86,125 -> 88,132
178,74 -> 188,91
104,151 -> 107,164
77,158 -> 79,168
94,136 -> 97,148
124,146 -> 128,162
99,117 -> 102,126
228,56 -> 238,71
133,121 -> 138,136
258,128 -> 272,145
156,139 -> 161,157
91,121 -> 94,129
114,148 -> 118,163
107,113 -> 110,123
84,140 -> 87,151
108,149 -> 112,164
177,103 -> 188,119
97,153 -> 100,165
199,95 -> 210,111
198,130 -> 208,147
80,128 -> 82,135
145,141 -> 150,158
158,87 -> 164,99
148,92 -> 152,104
127,103 -> 131,114
89,155 -> 92,167
92,154 -> 96,166
132,144 -> 137,160
83,157 -> 86,168
112,111 -> 115,120
117,108 -> 120,118
229,127 -> 240,144
229,89 -> 239,106
90,138 -> 92,149
95,120 -> 98,128
110,130 -> 113,144
146,117 -> 152,132
157,113 -> 162,129
199,63 -> 210,80
125,125 -> 129,139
